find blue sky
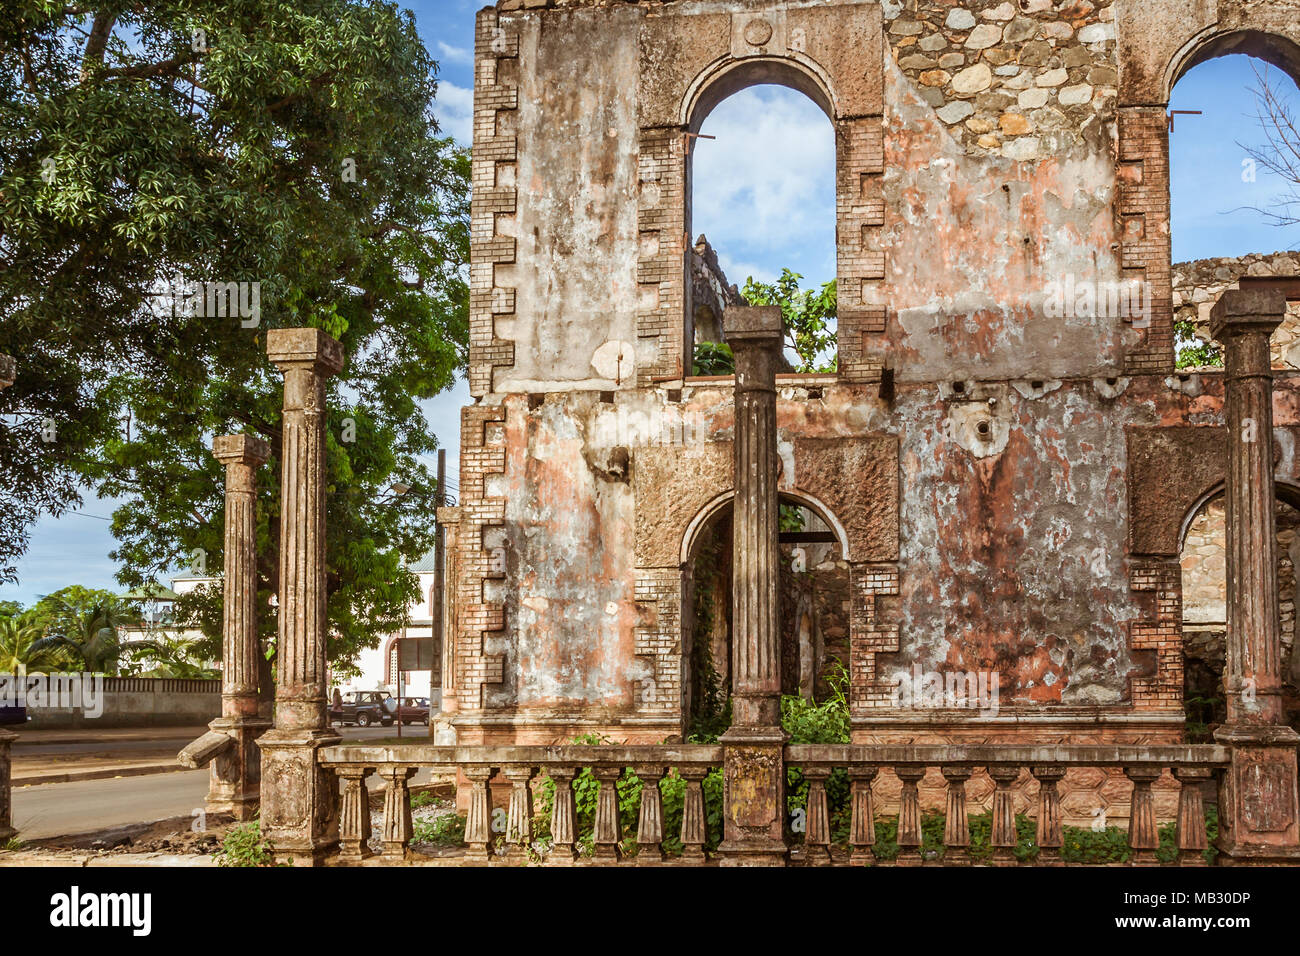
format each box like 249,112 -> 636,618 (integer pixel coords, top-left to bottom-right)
3,6 -> 1298,606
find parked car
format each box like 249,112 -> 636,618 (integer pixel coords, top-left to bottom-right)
330,690 -> 394,727
395,697 -> 430,726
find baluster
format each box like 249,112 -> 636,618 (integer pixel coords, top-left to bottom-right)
988,765 -> 1021,866
895,767 -> 925,866
380,766 -> 416,860
1172,767 -> 1211,866
546,766 -> 579,865
1125,766 -> 1161,865
803,767 -> 833,866
337,766 -> 374,863
593,766 -> 624,862
849,767 -> 878,866
463,766 -> 495,864
1030,766 -> 1066,866
634,764 -> 666,864
940,767 -> 972,865
680,766 -> 709,864
503,766 -> 536,864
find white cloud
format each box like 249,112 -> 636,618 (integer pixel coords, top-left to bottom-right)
692,86 -> 837,286
436,41 -> 474,66
434,81 -> 473,145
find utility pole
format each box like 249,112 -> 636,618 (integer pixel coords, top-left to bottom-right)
431,448 -> 447,737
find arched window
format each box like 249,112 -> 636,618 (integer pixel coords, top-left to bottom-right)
1168,44 -> 1300,369
686,78 -> 837,374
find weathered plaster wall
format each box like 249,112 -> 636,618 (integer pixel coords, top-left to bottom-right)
496,6 -> 644,392
456,0 -> 1300,746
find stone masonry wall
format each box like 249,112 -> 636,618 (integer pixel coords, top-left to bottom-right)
1173,251 -> 1300,369
886,0 -> 1117,160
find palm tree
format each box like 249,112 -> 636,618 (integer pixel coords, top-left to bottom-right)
31,597 -> 150,674
132,634 -> 220,680
0,614 -> 64,673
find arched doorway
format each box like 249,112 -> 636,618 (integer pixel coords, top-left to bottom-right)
680,490 -> 850,739
1178,484 -> 1300,738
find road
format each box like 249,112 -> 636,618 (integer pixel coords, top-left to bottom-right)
10,725 -> 438,841
12,770 -> 212,840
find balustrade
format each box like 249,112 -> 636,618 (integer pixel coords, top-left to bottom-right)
316,743 -> 1231,866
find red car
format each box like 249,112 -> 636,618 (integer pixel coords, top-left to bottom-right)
395,697 -> 430,726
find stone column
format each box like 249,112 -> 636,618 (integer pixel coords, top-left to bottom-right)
206,435 -> 273,820
257,328 -> 345,863
1211,289 -> 1300,864
432,505 -> 460,745
0,355 -> 16,843
717,306 -> 788,866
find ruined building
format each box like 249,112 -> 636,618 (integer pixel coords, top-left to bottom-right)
439,0 -> 1300,760
131,0 -> 1300,865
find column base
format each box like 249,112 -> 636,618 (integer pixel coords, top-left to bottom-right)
718,725 -> 788,868
256,727 -> 342,865
206,715 -> 272,822
1213,723 -> 1300,864
0,727 -> 16,843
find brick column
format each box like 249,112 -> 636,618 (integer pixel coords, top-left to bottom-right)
207,435 -> 273,820
257,329 -> 345,863
0,355 -> 14,842
718,306 -> 788,866
1210,289 -> 1300,864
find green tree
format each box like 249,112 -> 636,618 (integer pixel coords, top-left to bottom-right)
32,595 -> 148,673
128,633 -> 219,680
742,270 -> 838,374
1175,318 -> 1223,369
0,612 -> 64,673
0,3 -> 470,672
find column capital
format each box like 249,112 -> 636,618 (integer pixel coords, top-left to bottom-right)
1209,289 -> 1287,342
266,328 -> 345,378
723,306 -> 783,346
212,434 -> 271,468
0,354 -> 14,390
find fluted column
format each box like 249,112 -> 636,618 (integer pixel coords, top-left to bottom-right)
0,355 -> 15,843
848,768 -> 878,866
1031,766 -> 1066,866
546,767 -> 578,865
988,765 -> 1020,866
718,305 -> 788,866
1124,766 -> 1160,866
941,767 -> 972,865
1215,291 -> 1287,725
726,306 -> 783,728
338,767 -> 374,862
634,764 -> 666,864
257,328 -> 345,863
203,435 -> 273,820
1211,290 -> 1300,864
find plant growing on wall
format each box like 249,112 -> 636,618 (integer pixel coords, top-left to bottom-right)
742,270 -> 838,374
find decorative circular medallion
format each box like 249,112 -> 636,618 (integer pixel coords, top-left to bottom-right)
743,19 -> 774,47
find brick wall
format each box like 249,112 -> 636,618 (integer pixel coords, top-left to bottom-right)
469,9 -> 519,398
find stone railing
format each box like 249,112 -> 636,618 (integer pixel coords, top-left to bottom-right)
785,744 -> 1229,866
319,744 -> 722,865
318,742 -> 1238,866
